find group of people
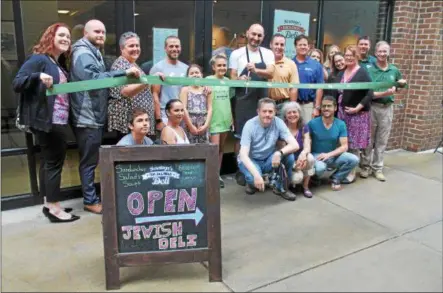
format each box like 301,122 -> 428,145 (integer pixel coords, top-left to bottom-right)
13,19 -> 404,223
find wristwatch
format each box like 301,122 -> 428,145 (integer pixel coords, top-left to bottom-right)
155,119 -> 162,124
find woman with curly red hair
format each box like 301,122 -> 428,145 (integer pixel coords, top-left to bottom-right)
13,23 -> 80,223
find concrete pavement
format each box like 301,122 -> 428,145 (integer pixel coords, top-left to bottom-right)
2,150 -> 442,292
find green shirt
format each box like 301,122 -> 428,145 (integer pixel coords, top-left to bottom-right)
206,75 -> 233,133
359,55 -> 377,71
368,63 -> 402,104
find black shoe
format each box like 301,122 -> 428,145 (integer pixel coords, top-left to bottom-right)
235,171 -> 246,186
245,184 -> 257,195
219,176 -> 225,188
44,209 -> 80,223
273,189 -> 297,201
42,206 -> 73,217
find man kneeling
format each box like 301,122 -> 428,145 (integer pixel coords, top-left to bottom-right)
117,108 -> 154,146
308,96 -> 359,190
238,98 -> 299,200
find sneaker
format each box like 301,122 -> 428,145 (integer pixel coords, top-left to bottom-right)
345,167 -> 357,183
360,168 -> 370,178
273,189 -> 296,201
235,171 -> 246,186
245,184 -> 257,195
374,170 -> 386,182
219,176 -> 225,188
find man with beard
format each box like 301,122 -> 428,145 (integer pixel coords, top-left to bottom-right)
268,33 -> 299,114
293,34 -> 324,123
238,98 -> 298,200
150,36 -> 189,133
229,23 -> 275,185
70,19 -> 142,214
308,96 -> 359,191
360,41 -> 406,181
357,36 -> 377,71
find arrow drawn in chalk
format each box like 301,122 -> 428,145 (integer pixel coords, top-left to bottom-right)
135,207 -> 204,226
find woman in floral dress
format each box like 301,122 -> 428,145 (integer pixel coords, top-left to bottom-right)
108,32 -> 155,138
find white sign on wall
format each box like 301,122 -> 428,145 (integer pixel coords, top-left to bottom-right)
153,27 -> 179,64
273,9 -> 310,59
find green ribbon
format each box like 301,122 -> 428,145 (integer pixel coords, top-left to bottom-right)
46,75 -> 402,96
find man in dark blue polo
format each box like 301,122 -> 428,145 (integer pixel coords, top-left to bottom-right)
292,34 -> 323,122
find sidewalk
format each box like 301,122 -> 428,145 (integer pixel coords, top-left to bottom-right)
2,150 -> 442,292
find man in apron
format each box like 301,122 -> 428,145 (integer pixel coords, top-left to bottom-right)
229,23 -> 275,185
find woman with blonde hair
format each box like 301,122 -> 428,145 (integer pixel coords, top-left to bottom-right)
308,48 -> 329,81
281,101 -> 315,198
324,44 -> 340,75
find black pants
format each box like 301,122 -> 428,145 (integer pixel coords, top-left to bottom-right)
73,127 -> 103,205
35,125 -> 68,203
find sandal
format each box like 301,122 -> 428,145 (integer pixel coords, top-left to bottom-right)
303,188 -> 313,198
331,179 -> 342,191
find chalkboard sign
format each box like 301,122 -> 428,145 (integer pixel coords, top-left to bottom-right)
100,145 -> 221,290
115,160 -> 207,253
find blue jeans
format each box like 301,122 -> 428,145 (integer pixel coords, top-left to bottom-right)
238,153 -> 295,188
313,152 -> 359,182
74,127 -> 103,205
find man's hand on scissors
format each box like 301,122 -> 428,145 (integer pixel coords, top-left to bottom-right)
246,63 -> 256,73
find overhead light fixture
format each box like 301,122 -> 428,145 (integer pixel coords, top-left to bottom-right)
58,10 -> 70,15
69,11 -> 78,16
213,0 -> 217,3
134,13 -> 139,16
313,18 -> 317,22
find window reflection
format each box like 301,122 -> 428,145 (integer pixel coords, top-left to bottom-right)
323,0 -> 380,53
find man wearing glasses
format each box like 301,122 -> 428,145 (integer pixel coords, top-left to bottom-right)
308,96 -> 359,191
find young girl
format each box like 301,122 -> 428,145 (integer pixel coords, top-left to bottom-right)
206,54 -> 233,188
179,64 -> 212,144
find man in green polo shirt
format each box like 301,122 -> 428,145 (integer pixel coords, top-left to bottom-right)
357,36 -> 377,71
360,41 -> 406,181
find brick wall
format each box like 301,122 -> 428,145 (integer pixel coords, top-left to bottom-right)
389,0 -> 442,151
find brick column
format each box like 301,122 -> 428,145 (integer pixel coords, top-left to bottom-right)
389,0 -> 443,151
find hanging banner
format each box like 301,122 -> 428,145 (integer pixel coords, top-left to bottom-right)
273,9 -> 310,59
153,27 -> 178,65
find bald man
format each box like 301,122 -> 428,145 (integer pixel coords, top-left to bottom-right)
229,23 -> 275,186
70,19 -> 142,214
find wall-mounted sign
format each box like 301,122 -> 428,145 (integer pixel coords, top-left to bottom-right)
273,9 -> 310,59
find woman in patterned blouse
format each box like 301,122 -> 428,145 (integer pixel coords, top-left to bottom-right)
108,32 -> 156,138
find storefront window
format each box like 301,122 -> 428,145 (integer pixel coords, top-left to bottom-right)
322,0 -> 380,53
1,155 -> 31,197
2,0 -> 26,149
135,0 -> 195,70
17,0 -> 117,191
212,0 -> 261,53
269,1 -> 318,59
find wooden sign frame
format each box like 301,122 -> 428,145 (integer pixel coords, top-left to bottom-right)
99,144 -> 222,290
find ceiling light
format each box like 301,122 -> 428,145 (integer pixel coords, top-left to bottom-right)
213,0 -> 217,3
58,10 -> 70,15
134,13 -> 139,16
313,18 -> 317,22
69,11 -> 78,16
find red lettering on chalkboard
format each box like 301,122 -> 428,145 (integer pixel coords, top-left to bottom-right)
121,226 -> 132,240
164,189 -> 178,213
172,221 -> 183,236
187,234 -> 197,247
127,192 -> 144,216
132,225 -> 141,240
158,238 -> 168,249
178,188 -> 197,212
147,191 -> 162,214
